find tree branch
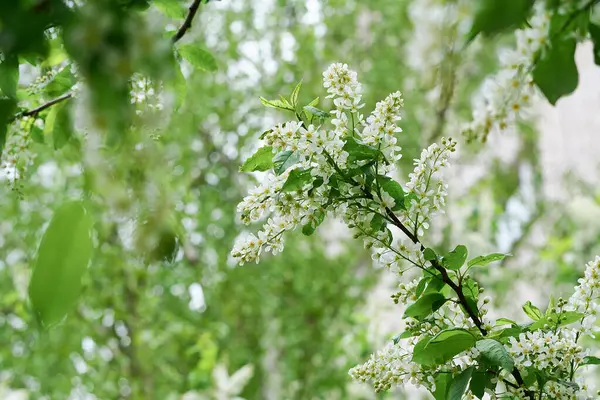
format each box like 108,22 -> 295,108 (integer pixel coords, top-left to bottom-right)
172,0 -> 205,43
9,92 -> 72,123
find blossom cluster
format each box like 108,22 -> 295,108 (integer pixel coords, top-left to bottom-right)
568,255 -> 600,334
463,3 -> 550,142
233,63 -> 452,267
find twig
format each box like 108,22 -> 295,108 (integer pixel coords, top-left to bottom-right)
9,92 -> 72,123
172,0 -> 204,43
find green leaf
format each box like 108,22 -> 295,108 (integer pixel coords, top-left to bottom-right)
423,248 -> 437,261
303,105 -> 330,119
522,301 -> 543,321
467,253 -> 506,268
240,146 -> 274,172
589,23 -> 600,65
433,373 -> 450,400
43,102 -> 73,150
376,175 -> 406,211
411,335 -> 434,365
468,0 -> 534,40
290,79 -> 302,107
529,311 -> 584,330
420,328 -> 476,365
415,278 -> 427,298
273,150 -> 299,175
282,169 -> 312,192
495,318 -> 517,326
52,102 -> 73,150
0,55 -> 19,98
45,66 -> 76,97
29,202 -> 94,327
581,356 -> 600,366
301,209 -> 325,236
533,37 -> 578,105
448,367 -> 474,400
260,96 -> 295,111
404,293 -> 447,320
469,371 -> 491,399
178,45 -> 218,72
154,0 -> 185,18
442,245 -> 468,270
307,97 -> 319,107
476,339 -> 514,372
344,137 -> 380,161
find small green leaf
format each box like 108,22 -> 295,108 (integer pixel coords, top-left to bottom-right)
423,248 -> 437,261
282,169 -> 312,192
468,0 -> 534,40
240,146 -> 274,172
376,175 -> 406,211
178,45 -> 218,72
303,105 -> 330,119
442,245 -> 468,270
411,335 -> 434,365
344,137 -> 380,161
290,79 -> 302,107
448,366 -> 474,400
52,102 -> 73,150
45,66 -> 76,97
581,356 -> 600,366
467,253 -> 506,268
415,278 -> 427,298
404,293 -> 446,320
307,97 -> 319,107
273,150 -> 299,175
523,301 -> 543,321
301,209 -> 325,236
495,318 -> 517,326
476,339 -> 514,372
154,0 -> 185,18
533,37 -> 578,105
29,202 -> 94,327
259,96 -> 295,111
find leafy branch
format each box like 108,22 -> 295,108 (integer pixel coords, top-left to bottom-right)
9,92 -> 72,123
172,0 -> 207,43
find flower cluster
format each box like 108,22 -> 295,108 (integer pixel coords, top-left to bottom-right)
463,3 -> 550,142
233,63 -> 451,267
568,255 -> 600,334
1,118 -> 36,191
507,330 -> 586,371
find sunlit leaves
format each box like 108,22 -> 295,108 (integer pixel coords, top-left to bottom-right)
29,202 -> 94,327
44,102 -> 74,150
0,98 -> 16,154
290,79 -> 302,107
240,146 -> 274,172
178,44 -> 218,72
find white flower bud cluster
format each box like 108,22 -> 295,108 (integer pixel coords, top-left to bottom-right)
1,118 -> 36,190
463,3 -> 550,142
568,256 -> 600,335
401,137 -> 455,237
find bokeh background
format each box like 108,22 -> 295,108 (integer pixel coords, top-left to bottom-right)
1,0 -> 600,399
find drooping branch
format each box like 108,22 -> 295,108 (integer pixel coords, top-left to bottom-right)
172,0 -> 205,43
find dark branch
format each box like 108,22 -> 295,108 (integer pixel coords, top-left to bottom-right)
172,0 -> 204,43
10,92 -> 73,123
